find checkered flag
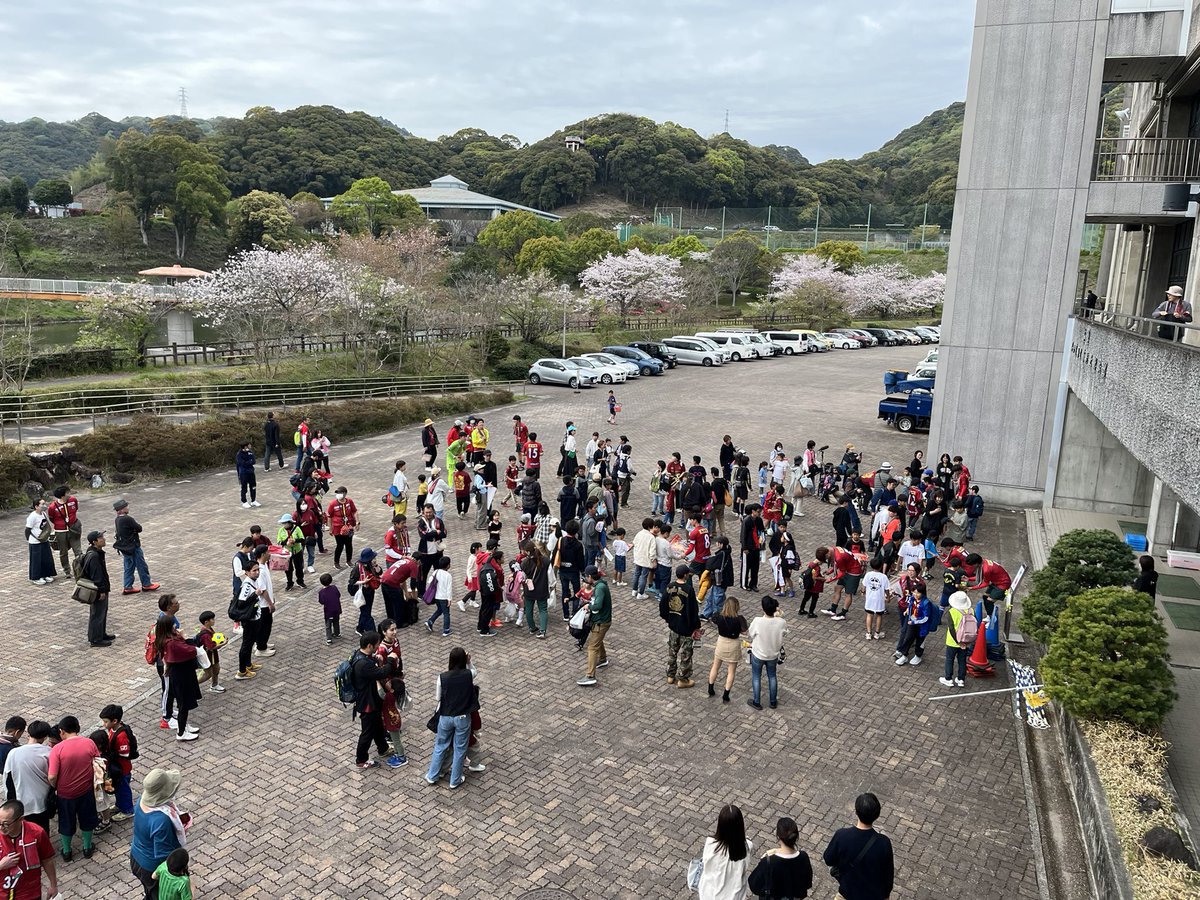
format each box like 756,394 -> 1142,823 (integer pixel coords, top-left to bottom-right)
1008,659 -> 1050,730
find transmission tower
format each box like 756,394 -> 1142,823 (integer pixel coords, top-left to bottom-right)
724,109 -> 729,133
178,87 -> 188,119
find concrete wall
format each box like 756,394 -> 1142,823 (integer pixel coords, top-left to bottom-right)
1068,318 -> 1200,515
930,0 -> 1110,507
1053,392 -> 1154,515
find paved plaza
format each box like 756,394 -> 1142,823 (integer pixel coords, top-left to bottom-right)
0,346 -> 1041,899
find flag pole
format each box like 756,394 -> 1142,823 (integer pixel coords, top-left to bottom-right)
927,684 -> 1043,702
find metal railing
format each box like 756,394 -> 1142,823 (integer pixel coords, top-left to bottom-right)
0,374 -> 472,431
1092,137 -> 1200,182
1074,300 -> 1200,343
0,277 -> 180,298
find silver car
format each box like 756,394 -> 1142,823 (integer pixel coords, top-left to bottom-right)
570,356 -> 627,384
527,359 -> 597,388
584,352 -> 641,379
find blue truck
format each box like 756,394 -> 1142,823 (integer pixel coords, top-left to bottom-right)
878,370 -> 934,433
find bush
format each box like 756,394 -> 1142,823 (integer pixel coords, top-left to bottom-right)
1042,586 -> 1175,728
66,390 -> 513,477
1021,529 -> 1138,643
0,442 -> 32,506
473,330 -> 510,367
492,361 -> 532,382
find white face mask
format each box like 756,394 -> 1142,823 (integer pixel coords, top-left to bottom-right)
300,504 -> 308,511
335,493 -> 346,500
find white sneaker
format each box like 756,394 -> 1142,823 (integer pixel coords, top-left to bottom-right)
874,631 -> 885,640
938,677 -> 954,687
909,656 -> 923,667
468,600 -> 481,608
457,600 -> 467,613
954,678 -> 965,687
209,685 -> 226,693
241,502 -> 251,509
894,656 -> 908,666
865,632 -> 873,640
176,732 -> 198,742
306,565 -> 315,573
468,761 -> 486,772
254,648 -> 276,657
168,717 -> 178,730
250,500 -> 262,507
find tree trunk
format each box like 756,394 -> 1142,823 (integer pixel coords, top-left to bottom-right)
175,224 -> 188,262
138,213 -> 150,247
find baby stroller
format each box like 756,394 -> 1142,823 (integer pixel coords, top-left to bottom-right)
818,462 -> 841,504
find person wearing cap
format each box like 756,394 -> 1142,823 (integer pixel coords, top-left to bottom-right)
80,530 -> 115,647
577,565 -> 611,686
1152,284 -> 1193,341
939,591 -> 975,688
129,768 -> 186,898
276,513 -> 306,591
869,462 -> 893,513
112,499 -> 159,596
421,418 -> 438,471
660,565 -> 701,688
349,548 -> 383,635
557,424 -> 577,478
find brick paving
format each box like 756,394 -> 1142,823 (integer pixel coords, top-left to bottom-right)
0,346 -> 1040,899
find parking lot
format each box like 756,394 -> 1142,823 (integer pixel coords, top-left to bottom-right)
0,342 -> 1044,900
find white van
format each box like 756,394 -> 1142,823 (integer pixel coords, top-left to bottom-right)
687,335 -> 734,363
760,330 -> 817,356
696,331 -> 759,361
660,337 -> 724,367
737,331 -> 781,357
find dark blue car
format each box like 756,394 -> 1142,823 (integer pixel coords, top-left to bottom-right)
602,345 -> 666,375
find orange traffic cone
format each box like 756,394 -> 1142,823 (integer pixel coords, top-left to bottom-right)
967,624 -> 995,678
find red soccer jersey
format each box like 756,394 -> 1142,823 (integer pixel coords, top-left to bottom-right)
687,526 -> 711,563
505,465 -> 519,490
831,546 -> 865,578
514,422 -> 529,446
762,492 -> 782,522
975,559 -> 1011,591
47,496 -> 78,530
0,820 -> 54,900
524,441 -> 543,470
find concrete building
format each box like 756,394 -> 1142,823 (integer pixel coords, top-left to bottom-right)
933,0 -> 1200,552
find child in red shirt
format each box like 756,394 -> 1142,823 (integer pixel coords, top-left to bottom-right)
502,457 -> 520,507
453,462 -> 471,518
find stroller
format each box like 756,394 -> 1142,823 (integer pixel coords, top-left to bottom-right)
817,462 -> 841,504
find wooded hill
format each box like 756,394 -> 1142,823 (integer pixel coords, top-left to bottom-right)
0,102 -> 963,228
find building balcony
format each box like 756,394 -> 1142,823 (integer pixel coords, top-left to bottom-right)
1087,137 -> 1200,222
1105,0 -> 1187,82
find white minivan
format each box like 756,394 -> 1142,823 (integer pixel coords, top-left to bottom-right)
696,332 -> 759,361
660,337 -> 725,367
687,335 -> 734,363
760,330 -> 817,356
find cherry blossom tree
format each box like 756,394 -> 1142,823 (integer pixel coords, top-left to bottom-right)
580,249 -> 683,325
754,254 -> 850,325
77,281 -> 167,367
848,263 -> 944,317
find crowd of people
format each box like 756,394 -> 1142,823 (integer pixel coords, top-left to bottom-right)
7,394 -> 1009,899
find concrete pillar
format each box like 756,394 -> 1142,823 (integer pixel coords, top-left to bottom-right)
1148,478 -> 1179,554
166,309 -> 195,346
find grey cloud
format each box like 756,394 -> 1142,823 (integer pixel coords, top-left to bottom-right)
0,0 -> 972,160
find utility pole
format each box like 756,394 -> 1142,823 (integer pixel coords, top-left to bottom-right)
920,202 -> 929,250
724,109 -> 729,133
814,199 -> 821,249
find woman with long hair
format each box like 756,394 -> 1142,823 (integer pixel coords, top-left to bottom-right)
707,595 -> 748,703
424,647 -> 476,789
698,803 -> 752,900
521,540 -> 551,639
25,498 -> 56,585
154,619 -> 201,742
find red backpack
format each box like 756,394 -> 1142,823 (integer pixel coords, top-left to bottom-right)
144,627 -> 157,665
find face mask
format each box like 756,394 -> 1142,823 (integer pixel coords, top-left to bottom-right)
335,493 -> 346,500
300,504 -> 308,511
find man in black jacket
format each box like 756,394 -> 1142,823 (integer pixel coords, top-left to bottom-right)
80,531 -> 115,647
477,549 -> 503,636
112,499 -> 159,596
719,435 -> 736,481
740,504 -> 764,591
702,536 -> 735,618
351,631 -> 398,769
660,565 -> 700,688
822,792 -> 894,900
263,412 -> 284,470
519,472 -> 542,517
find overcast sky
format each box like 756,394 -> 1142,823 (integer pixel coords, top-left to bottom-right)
0,0 -> 974,161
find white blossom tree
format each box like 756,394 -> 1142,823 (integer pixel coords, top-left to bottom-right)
580,249 -> 683,325
848,263 -> 944,317
754,254 -> 850,325
77,281 -> 167,367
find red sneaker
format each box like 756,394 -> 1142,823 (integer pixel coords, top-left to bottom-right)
122,587 -> 141,595
159,719 -> 169,729
143,583 -> 161,592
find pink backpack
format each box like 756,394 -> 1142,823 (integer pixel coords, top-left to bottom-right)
954,608 -> 979,647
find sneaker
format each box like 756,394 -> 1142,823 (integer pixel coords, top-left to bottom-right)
468,600 -> 480,608
909,656 -> 924,666
577,676 -> 598,686
468,762 -> 486,772
424,775 -> 439,785
111,811 -> 132,822
184,724 -> 199,734
425,621 -> 434,634
821,608 -> 835,616
954,678 -> 965,687
457,600 -> 467,613
250,500 -> 262,507
122,587 -> 141,595
242,501 -> 251,509
235,670 -> 257,680
449,779 -> 465,789
209,685 -> 226,693
143,583 -> 160,592
254,648 -> 276,657
806,612 -> 818,618
306,565 -> 316,573
769,701 -> 778,709
176,732 -> 198,742
832,614 -> 846,621
385,755 -> 405,769
875,631 -> 885,639
167,717 -> 178,730
676,679 -> 695,689
893,650 -> 904,658
357,760 -> 380,769
327,638 -> 334,645
536,631 -> 546,639
894,656 -> 909,666
938,677 -> 954,687
441,629 -> 452,637
248,662 -> 263,671
866,632 -> 873,640
597,659 -> 610,668
479,630 -> 497,637
747,698 -> 764,710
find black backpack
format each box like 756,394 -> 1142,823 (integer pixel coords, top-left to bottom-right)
115,723 -> 139,760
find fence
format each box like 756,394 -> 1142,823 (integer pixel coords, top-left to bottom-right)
1091,136 -> 1200,182
0,277 -> 179,298
0,374 -> 472,435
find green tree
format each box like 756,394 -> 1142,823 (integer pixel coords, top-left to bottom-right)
228,190 -> 294,252
1042,586 -> 1175,728
709,231 -> 767,302
288,191 -> 327,232
172,159 -> 229,260
773,281 -> 852,330
567,227 -> 621,280
0,181 -> 10,213
330,176 -> 409,237
7,177 -> 29,217
622,235 -> 655,253
0,215 -> 35,272
1020,529 -> 1138,643
560,212 -> 612,236
814,240 -> 864,271
103,204 -> 140,259
515,235 -> 570,279
477,210 -> 555,263
31,178 -> 73,208
78,285 -> 168,367
660,234 -> 706,259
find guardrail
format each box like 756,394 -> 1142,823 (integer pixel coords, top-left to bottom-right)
1091,136 -> 1200,183
0,374 -> 472,435
0,277 -> 180,298
1074,300 -> 1200,343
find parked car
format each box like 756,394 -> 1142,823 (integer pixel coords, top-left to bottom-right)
892,329 -> 924,345
793,329 -> 831,351
832,328 -> 878,347
763,224 -> 781,232
569,355 -> 626,384
601,345 -> 665,375
714,328 -> 778,357
585,351 -> 641,378
912,326 -> 940,342
628,340 -> 678,368
822,332 -> 861,349
863,327 -> 904,346
659,337 -> 724,367
528,359 -> 597,388
760,330 -> 818,355
685,335 -> 734,363
913,361 -> 937,379
696,331 -> 760,361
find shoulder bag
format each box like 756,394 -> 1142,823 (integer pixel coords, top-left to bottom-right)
830,831 -> 878,881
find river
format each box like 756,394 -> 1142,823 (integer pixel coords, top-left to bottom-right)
28,319 -> 224,350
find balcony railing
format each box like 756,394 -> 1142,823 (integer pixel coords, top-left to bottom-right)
1074,300 -> 1199,343
1092,137 -> 1200,182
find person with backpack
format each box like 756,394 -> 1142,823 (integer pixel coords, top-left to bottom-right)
346,631 -> 399,770
940,591 -> 976,688
48,485 -> 82,576
798,548 -> 828,618
965,485 -> 984,541
822,793 -> 895,900
79,530 -> 114,648
424,556 -> 455,636
660,565 -> 701,689
276,514 -> 306,591
99,704 -> 137,820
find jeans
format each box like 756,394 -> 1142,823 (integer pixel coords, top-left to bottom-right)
652,564 -> 671,597
115,773 -> 134,815
294,445 -> 306,471
664,509 -> 675,527
944,646 -> 967,680
703,584 -> 726,619
427,598 -> 451,633
632,564 -> 651,596
305,539 -> 316,567
560,569 -> 581,617
584,546 -> 600,569
750,654 -> 778,705
325,616 -> 341,641
966,516 -> 979,539
525,595 -> 548,634
426,713 -> 471,785
356,708 -> 390,764
120,547 -> 151,590
650,493 -> 665,515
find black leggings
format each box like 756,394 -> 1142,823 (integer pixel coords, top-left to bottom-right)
238,618 -> 259,672
334,534 -> 354,566
456,494 -> 471,515
286,551 -> 305,587
800,590 -> 821,615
